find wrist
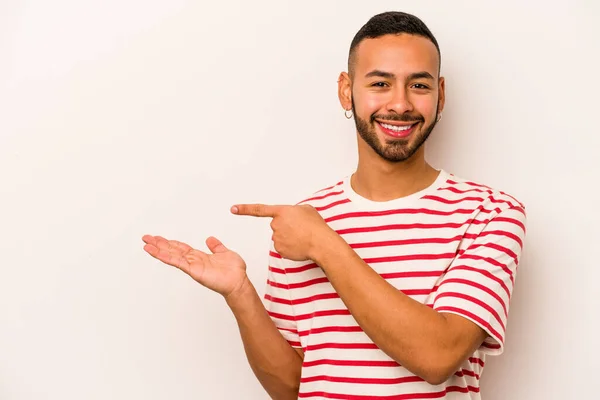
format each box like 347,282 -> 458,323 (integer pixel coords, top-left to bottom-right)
224,276 -> 255,310
310,227 -> 346,266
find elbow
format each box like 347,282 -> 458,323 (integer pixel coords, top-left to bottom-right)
423,370 -> 453,386
417,335 -> 482,385
272,381 -> 300,400
387,353 -> 456,385
253,364 -> 300,400
414,354 -> 461,386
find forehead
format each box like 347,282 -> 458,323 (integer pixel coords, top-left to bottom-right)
353,34 -> 439,77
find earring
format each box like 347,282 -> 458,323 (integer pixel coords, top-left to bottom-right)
345,109 -> 353,119
437,113 -> 443,122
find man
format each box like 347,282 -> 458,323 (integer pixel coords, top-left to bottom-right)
142,11 -> 526,399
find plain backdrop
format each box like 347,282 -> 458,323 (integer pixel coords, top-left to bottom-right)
1,1 -> 598,399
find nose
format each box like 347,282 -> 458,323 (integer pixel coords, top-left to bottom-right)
386,87 -> 414,115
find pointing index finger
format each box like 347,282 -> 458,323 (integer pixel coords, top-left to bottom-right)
231,204 -> 283,217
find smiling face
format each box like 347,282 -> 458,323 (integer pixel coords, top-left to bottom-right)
339,33 -> 445,163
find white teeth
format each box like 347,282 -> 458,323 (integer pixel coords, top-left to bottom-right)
380,122 -> 412,131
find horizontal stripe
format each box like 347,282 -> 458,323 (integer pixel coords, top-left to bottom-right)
447,179 -> 491,190
268,309 -> 351,321
435,306 -> 503,343
455,369 -> 480,380
422,195 -> 486,204
439,186 -> 490,195
298,190 -> 345,204
364,253 -> 455,265
265,293 -> 292,305
268,310 -> 295,321
468,242 -> 519,265
479,229 -> 523,248
267,277 -> 329,289
299,309 -> 351,320
300,375 -> 425,385
448,385 -> 480,394
277,326 -> 298,334
326,207 -> 498,224
446,264 -> 511,300
266,292 -> 337,306
298,386 -> 479,399
499,192 -> 526,209
306,342 -> 379,351
267,287 -> 432,308
469,357 -> 485,367
459,254 -> 514,284
481,341 -> 501,350
494,215 -> 526,231
270,270 -> 444,292
380,270 -> 444,279
435,292 -> 506,331
303,359 -> 400,368
280,262 -> 319,274
447,385 -> 481,394
268,266 -> 286,274
315,198 -> 352,211
436,276 -> 509,317
422,194 -> 515,207
349,235 -> 473,249
272,251 -> 464,276
336,218 -> 492,235
299,325 -> 364,337
311,181 -> 344,195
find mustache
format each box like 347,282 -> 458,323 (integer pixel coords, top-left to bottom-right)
371,113 -> 425,123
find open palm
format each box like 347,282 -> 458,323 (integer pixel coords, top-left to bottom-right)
142,235 -> 247,297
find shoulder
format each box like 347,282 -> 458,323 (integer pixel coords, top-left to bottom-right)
439,171 -> 526,214
437,172 -> 528,247
292,176 -> 349,209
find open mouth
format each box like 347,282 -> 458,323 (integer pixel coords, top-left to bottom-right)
376,120 -> 419,138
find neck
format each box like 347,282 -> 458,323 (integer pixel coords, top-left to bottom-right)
351,143 -> 439,202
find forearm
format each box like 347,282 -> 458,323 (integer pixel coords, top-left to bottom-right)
225,278 -> 302,399
313,233 -> 471,384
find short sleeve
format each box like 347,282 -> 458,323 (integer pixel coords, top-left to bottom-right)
263,243 -> 302,348
433,206 -> 527,355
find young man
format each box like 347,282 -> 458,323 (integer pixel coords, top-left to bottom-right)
143,11 -> 526,399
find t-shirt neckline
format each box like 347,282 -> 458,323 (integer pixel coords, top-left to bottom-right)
342,169 -> 449,211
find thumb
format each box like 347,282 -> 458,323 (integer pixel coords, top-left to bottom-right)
206,236 -> 229,254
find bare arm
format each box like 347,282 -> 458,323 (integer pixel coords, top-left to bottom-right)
142,235 -> 303,399
230,202 -> 525,386
310,207 -> 525,384
313,234 -> 486,384
226,278 -> 303,400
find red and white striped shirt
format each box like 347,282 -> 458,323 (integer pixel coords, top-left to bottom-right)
263,169 -> 527,399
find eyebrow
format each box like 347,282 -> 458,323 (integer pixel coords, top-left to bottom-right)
408,71 -> 435,81
364,70 -> 435,81
364,70 -> 395,79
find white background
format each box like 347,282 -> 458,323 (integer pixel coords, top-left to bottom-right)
1,1 -> 598,399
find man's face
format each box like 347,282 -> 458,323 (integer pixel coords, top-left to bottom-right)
346,34 -> 444,163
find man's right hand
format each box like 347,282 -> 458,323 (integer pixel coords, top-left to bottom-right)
143,234 -> 303,398
142,235 -> 249,300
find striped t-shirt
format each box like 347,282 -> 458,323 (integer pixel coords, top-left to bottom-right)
263,169 -> 527,399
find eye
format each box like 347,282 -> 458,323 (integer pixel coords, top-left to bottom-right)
412,83 -> 430,90
371,82 -> 389,88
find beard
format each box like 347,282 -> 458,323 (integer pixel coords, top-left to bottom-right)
352,99 -> 439,163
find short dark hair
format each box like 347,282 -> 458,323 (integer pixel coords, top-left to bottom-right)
348,11 -> 441,77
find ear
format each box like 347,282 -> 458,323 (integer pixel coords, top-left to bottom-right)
437,76 -> 446,114
337,72 -> 352,111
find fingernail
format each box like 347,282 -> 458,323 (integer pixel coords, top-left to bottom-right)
231,206 -> 238,214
